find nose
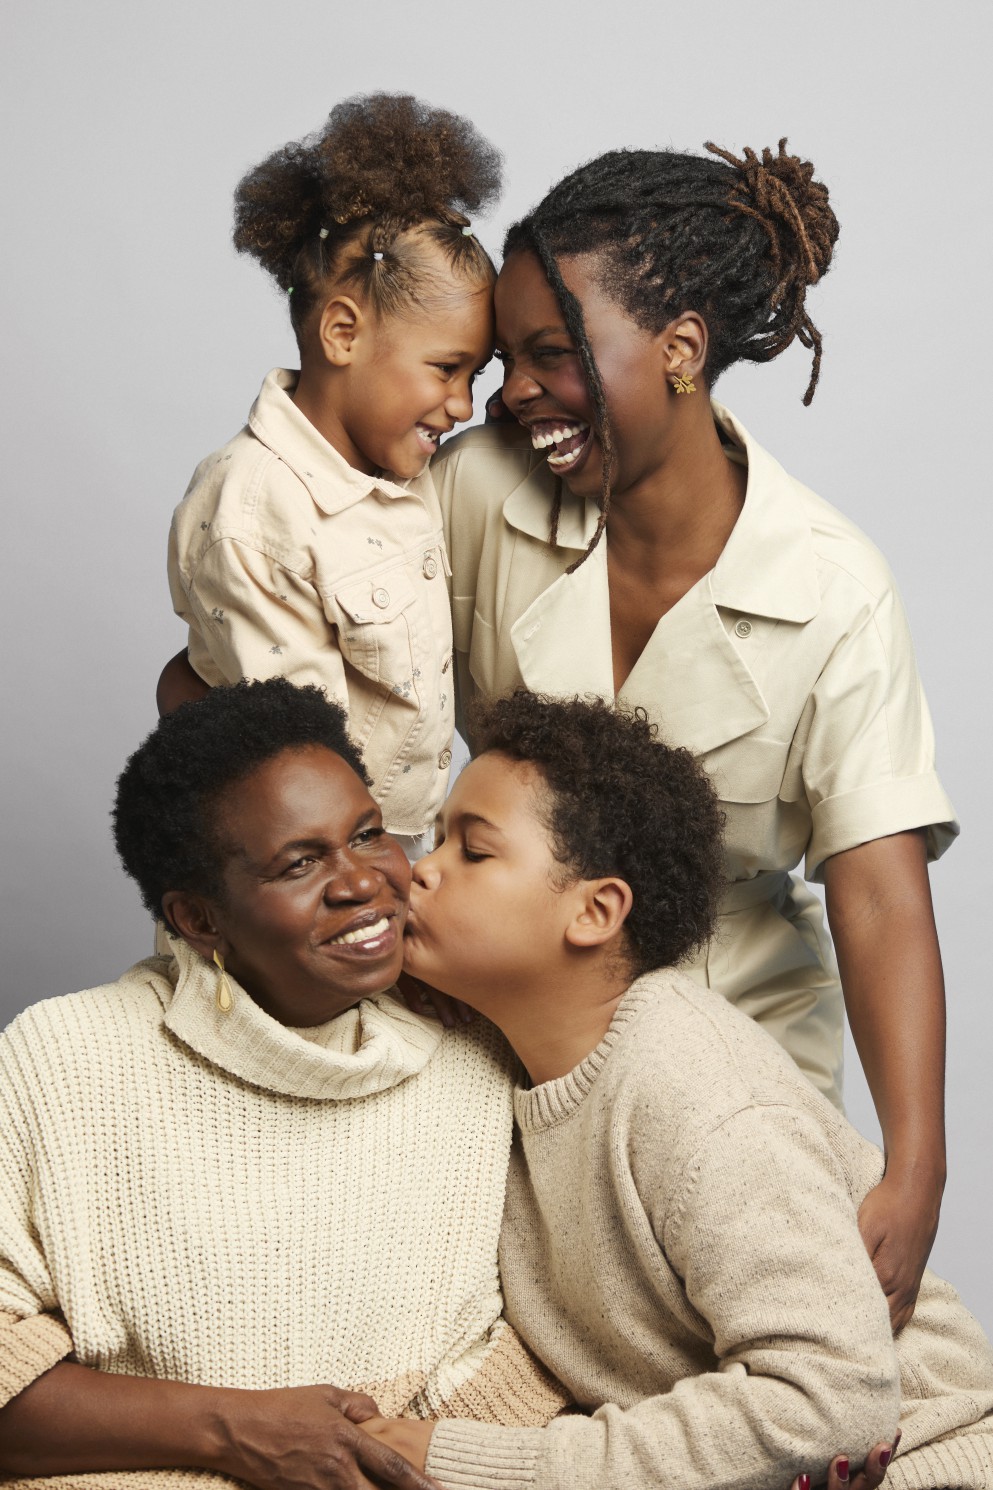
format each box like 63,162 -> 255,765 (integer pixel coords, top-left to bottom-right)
444,376 -> 475,425
411,845 -> 441,890
324,849 -> 383,903
501,361 -> 542,415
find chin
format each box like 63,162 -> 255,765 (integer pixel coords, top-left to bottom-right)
390,457 -> 429,481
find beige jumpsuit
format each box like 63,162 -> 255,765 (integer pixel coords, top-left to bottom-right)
433,406 -> 957,1107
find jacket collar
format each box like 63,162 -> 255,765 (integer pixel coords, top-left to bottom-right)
504,403 -> 820,756
160,934 -> 442,1101
248,368 -> 434,518
502,402 -> 820,624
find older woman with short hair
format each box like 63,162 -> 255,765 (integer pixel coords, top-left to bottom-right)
0,678 -> 563,1488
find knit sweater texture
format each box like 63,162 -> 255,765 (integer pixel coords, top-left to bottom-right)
0,941 -> 566,1488
426,971 -> 993,1490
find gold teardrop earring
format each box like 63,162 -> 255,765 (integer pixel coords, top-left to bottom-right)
671,372 -> 697,395
213,949 -> 233,1014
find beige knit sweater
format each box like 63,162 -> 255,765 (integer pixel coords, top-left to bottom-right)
0,940 -> 565,1489
427,971 -> 993,1490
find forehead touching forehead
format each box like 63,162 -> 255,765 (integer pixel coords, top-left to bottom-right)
347,224 -> 496,327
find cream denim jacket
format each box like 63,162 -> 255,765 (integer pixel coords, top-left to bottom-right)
433,407 -> 958,1104
169,370 -> 455,836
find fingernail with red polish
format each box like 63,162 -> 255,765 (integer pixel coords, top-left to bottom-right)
836,1458 -> 849,1483
879,1448 -> 892,1468
798,1475 -> 811,1490
893,1431 -> 902,1452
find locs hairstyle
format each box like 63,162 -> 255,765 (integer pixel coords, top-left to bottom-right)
233,92 -> 503,341
468,690 -> 726,977
114,678 -> 368,920
504,140 -> 840,567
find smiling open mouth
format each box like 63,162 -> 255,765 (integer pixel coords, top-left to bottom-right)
529,421 -> 592,471
415,424 -> 442,452
327,915 -> 390,947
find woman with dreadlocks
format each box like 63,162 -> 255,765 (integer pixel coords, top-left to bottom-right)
432,140 -> 956,1333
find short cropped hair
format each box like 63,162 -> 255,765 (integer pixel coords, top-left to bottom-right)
113,678 -> 368,919
469,691 -> 725,977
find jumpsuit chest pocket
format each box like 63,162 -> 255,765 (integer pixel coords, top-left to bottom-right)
333,570 -> 419,688
704,735 -> 788,805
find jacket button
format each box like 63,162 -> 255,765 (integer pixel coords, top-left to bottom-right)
422,553 -> 439,579
372,587 -> 390,609
438,748 -> 453,769
734,618 -> 752,638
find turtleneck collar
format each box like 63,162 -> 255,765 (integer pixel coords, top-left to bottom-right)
160,935 -> 443,1101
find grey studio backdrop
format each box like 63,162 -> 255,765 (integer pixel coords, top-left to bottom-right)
3,1 -> 991,1335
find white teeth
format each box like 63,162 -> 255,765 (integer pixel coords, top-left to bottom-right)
416,425 -> 439,443
331,916 -> 389,946
547,445 -> 582,467
530,424 -> 586,450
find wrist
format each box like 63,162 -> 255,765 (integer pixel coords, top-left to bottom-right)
883,1148 -> 946,1192
195,1386 -> 250,1474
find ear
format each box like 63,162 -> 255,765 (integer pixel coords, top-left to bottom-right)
660,312 -> 708,386
317,295 -> 366,367
564,877 -> 633,951
161,891 -> 227,962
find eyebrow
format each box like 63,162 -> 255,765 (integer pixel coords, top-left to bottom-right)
429,348 -> 479,361
454,811 -> 505,836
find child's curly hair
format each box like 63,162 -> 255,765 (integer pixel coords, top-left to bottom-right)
233,93 -> 502,340
468,691 -> 726,976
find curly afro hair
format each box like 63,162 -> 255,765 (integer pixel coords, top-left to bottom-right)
233,92 -> 503,341
504,138 -> 839,570
468,691 -> 725,977
113,678 -> 368,921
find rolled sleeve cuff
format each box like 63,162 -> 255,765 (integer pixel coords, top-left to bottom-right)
0,1311 -> 73,1409
427,1420 -> 542,1490
806,771 -> 959,881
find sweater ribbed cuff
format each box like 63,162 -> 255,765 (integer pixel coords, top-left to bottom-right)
427,1420 -> 543,1489
0,1311 -> 73,1408
887,1429 -> 993,1489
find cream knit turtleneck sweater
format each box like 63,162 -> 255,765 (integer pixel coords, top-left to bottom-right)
0,940 -> 565,1489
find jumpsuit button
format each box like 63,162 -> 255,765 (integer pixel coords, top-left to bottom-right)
422,553 -> 439,579
372,587 -> 391,609
438,748 -> 453,769
734,618 -> 753,639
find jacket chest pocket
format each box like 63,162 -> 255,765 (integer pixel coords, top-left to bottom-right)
333,571 -> 419,690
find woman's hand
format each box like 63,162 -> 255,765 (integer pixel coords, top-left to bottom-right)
859,1167 -> 942,1332
359,1417 -> 435,1475
0,1364 -> 436,1487
790,1436 -> 899,1490
484,389 -> 512,423
213,1386 -> 442,1490
157,648 -> 211,716
396,971 -> 475,1029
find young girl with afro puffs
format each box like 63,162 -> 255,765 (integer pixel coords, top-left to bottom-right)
167,94 -> 499,856
384,692 -> 993,1490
